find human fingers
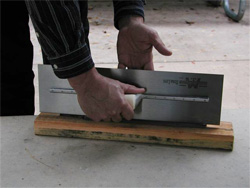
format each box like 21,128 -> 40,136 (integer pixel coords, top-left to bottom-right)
118,63 -> 126,69
121,102 -> 134,121
121,83 -> 145,94
150,30 -> 172,56
143,62 -> 154,70
111,113 -> 122,122
103,117 -> 111,122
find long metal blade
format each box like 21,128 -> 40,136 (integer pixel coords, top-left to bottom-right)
39,65 -> 223,125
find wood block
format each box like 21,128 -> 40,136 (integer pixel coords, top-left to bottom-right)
34,113 -> 234,151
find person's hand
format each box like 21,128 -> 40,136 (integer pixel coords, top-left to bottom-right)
117,16 -> 172,70
68,68 -> 145,122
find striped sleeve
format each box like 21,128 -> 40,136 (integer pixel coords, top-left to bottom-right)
25,0 -> 94,79
113,0 -> 146,30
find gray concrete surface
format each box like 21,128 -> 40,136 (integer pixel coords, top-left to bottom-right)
1,0 -> 250,187
0,109 -> 249,187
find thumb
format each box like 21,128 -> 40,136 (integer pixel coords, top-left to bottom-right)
118,63 -> 126,69
121,83 -> 145,94
150,31 -> 172,56
143,62 -> 154,70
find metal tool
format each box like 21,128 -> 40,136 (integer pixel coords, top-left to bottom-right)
208,0 -> 246,22
223,0 -> 246,22
38,65 -> 224,125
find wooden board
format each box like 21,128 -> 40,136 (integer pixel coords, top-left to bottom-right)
34,113 -> 234,151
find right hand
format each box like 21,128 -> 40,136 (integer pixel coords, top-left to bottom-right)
68,67 -> 145,122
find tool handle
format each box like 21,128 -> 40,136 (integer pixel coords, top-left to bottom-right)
125,94 -> 143,110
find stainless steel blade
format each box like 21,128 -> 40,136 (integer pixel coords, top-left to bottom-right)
39,65 -> 223,124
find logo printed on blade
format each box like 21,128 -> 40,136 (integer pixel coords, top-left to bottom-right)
163,78 -> 208,89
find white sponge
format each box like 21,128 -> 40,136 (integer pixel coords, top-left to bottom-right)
124,94 -> 143,110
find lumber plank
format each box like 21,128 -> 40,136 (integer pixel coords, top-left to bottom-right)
34,113 -> 234,150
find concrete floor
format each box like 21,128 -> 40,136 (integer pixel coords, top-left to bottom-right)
1,109 -> 249,187
31,0 -> 250,115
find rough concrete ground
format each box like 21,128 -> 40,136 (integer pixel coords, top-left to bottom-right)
30,0 -> 250,115
0,109 -> 249,187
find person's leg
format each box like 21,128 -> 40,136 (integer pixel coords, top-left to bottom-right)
1,1 -> 35,116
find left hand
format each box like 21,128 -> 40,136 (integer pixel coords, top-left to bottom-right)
117,16 -> 172,70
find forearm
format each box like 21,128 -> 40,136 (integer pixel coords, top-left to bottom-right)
118,16 -> 144,29
113,0 -> 145,30
68,67 -> 99,93
25,0 -> 94,79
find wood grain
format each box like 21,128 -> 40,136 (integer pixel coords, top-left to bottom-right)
34,113 -> 234,150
